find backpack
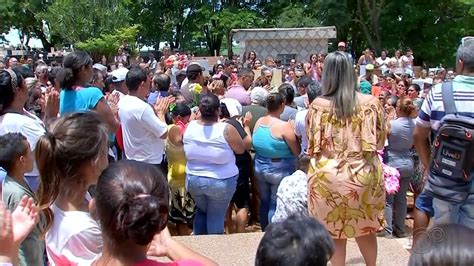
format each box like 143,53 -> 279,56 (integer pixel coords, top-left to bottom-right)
424,82 -> 474,203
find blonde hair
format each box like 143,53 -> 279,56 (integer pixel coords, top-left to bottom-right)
25,77 -> 39,92
321,51 -> 358,120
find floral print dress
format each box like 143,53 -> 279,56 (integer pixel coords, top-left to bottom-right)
306,97 -> 387,239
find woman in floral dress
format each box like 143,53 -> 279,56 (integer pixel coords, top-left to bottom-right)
306,51 -> 387,266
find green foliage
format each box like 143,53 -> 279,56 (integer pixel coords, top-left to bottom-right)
1,0 -> 472,67
0,0 -> 56,49
39,0 -> 131,44
260,1 -> 319,28
186,4 -> 265,55
76,25 -> 139,59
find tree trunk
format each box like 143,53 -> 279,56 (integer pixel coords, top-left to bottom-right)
35,29 -> 54,51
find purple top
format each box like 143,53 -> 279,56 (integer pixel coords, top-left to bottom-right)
224,85 -> 251,106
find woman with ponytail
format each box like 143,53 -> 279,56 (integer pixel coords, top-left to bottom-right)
381,97 -> 416,238
36,111 -> 109,265
58,50 -> 118,133
93,160 -> 216,266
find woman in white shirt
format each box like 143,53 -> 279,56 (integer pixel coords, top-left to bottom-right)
0,68 -> 58,191
183,93 -> 245,235
36,112 -> 109,265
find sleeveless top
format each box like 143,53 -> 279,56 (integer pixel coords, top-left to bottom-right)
252,120 -> 294,159
165,125 -> 187,186
183,120 -> 238,179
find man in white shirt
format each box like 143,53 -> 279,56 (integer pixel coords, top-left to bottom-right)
294,83 -> 322,153
376,50 -> 391,74
118,67 -> 173,166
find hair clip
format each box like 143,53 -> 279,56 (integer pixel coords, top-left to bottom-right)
169,103 -> 176,112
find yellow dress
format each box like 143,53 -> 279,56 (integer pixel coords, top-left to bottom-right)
166,125 -> 187,188
306,97 -> 387,239
165,125 -> 195,222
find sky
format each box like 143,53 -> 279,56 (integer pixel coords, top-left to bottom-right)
2,29 -> 44,48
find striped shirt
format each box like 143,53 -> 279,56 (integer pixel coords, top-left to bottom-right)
416,75 -> 474,132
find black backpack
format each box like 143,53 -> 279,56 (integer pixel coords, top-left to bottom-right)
424,82 -> 474,203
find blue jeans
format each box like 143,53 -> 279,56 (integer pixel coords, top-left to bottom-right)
186,174 -> 237,235
254,156 -> 295,231
384,176 -> 411,235
433,194 -> 474,230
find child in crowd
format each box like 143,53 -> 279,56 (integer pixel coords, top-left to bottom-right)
272,154 -> 311,223
255,215 -> 334,266
93,160 -> 216,266
0,132 -> 45,266
36,112 -> 110,265
409,224 -> 474,266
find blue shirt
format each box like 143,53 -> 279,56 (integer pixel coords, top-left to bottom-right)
147,91 -> 169,105
60,87 -> 104,115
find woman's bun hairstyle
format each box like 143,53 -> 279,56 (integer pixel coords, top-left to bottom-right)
96,160 -> 169,246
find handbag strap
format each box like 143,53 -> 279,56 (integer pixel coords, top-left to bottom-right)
441,81 -> 457,115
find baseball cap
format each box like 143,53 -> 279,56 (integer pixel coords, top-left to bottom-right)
186,63 -> 205,75
366,64 -> 375,71
111,67 -> 129,83
250,86 -> 268,105
93,63 -> 107,73
338,42 -> 346,47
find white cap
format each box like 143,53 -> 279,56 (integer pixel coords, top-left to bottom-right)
93,63 -> 107,73
111,67 -> 129,83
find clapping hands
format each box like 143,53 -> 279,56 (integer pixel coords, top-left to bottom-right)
154,96 -> 175,117
0,196 -> 39,263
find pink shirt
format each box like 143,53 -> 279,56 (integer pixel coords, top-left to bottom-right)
224,84 -> 251,106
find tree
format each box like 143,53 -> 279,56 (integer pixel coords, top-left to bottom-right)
259,1 -> 319,28
0,0 -> 58,50
76,25 -> 139,61
187,3 -> 265,56
378,0 -> 474,66
354,0 -> 385,53
39,0 -> 131,44
128,0 -> 199,51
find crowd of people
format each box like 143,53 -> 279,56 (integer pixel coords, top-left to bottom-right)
0,35 -> 473,266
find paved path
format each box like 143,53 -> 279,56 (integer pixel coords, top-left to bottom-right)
171,233 -> 411,265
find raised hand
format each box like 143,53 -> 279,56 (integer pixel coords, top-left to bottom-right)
106,93 -> 120,116
242,112 -> 253,128
44,90 -> 60,120
0,201 -> 14,260
11,196 -> 39,244
154,96 -> 175,117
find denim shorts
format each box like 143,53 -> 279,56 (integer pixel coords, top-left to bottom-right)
415,190 -> 434,218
